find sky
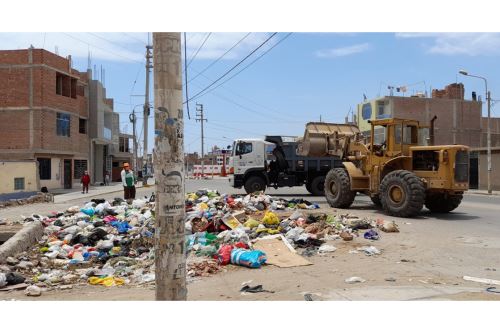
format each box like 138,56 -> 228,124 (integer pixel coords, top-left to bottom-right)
1,32 -> 500,156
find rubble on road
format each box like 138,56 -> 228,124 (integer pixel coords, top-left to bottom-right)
0,189 -> 401,293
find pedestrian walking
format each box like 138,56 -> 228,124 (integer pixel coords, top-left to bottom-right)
104,171 -> 110,186
121,162 -> 136,202
81,170 -> 90,194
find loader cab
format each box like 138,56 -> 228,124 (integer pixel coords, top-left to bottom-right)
369,118 -> 420,158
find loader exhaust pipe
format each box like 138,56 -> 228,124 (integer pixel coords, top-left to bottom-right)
429,115 -> 437,146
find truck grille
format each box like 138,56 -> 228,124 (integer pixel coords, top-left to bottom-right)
454,150 -> 469,183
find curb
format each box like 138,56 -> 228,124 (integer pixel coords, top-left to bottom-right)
53,184 -> 146,204
466,191 -> 499,196
0,221 -> 44,264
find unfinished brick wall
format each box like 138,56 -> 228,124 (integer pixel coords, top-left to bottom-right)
392,96 -> 482,147
431,83 -> 465,100
0,49 -> 89,156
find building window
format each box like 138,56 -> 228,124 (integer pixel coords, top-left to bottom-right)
56,73 -> 63,95
79,118 -> 87,134
37,158 -> 51,180
362,103 -> 372,120
119,137 -> 130,153
56,72 -> 77,99
71,78 -> 77,98
74,159 -> 88,179
56,113 -> 71,137
377,101 -> 385,116
14,177 -> 25,190
112,162 -> 119,167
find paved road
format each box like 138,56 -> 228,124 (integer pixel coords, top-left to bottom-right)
1,178 -> 499,300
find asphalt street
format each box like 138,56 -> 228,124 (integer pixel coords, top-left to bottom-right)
1,178 -> 499,300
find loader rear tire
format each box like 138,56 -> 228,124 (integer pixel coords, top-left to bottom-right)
380,170 -> 425,217
425,193 -> 463,213
324,168 -> 356,208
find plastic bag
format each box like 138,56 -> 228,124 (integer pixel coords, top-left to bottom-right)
243,218 -> 260,229
217,245 -> 234,265
363,229 -> 380,240
262,211 -> 279,225
230,248 -> 267,268
111,221 -> 131,234
80,207 -> 95,216
88,276 -> 125,287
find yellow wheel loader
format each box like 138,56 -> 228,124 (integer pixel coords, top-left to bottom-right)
297,117 -> 469,217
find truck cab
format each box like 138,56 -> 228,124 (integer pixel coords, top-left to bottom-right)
228,138 -> 275,192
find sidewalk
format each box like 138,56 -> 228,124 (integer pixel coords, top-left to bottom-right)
466,189 -> 500,196
53,181 -> 152,204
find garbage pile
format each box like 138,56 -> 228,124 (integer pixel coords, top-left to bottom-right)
1,197 -> 157,294
0,189 -> 399,295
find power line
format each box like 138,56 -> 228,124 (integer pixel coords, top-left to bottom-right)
87,32 -> 140,54
188,32 -> 252,83
185,32 -> 278,103
189,79 -> 291,123
186,32 -> 212,68
122,32 -> 147,44
61,32 -> 142,64
188,59 -> 310,123
195,32 -> 293,100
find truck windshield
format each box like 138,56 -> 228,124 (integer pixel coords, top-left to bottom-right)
235,142 -> 252,155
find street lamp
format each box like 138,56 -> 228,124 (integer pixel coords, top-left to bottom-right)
459,70 -> 492,194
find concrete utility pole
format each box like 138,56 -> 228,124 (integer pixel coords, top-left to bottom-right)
130,109 -> 138,173
143,38 -> 153,185
196,103 -> 207,178
487,91 -> 492,194
153,32 -> 187,300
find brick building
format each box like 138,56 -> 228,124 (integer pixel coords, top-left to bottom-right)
357,83 -> 500,190
0,47 -> 89,190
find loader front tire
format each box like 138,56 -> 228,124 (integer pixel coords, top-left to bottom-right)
324,168 -> 356,208
380,170 -> 425,217
425,193 -> 463,213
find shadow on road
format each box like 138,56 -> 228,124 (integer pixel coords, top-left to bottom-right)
421,211 -> 481,221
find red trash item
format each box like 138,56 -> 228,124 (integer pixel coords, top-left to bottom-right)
233,242 -> 249,249
217,245 -> 234,265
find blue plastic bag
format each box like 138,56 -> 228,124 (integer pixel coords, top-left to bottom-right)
80,207 -> 95,216
111,221 -> 131,234
364,229 -> 380,240
230,248 -> 267,268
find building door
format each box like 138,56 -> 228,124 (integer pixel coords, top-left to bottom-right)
469,153 -> 479,189
64,159 -> 72,189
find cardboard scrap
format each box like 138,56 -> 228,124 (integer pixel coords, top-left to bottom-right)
253,235 -> 312,268
222,215 -> 243,230
0,283 -> 29,291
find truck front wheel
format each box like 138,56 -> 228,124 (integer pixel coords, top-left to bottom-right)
244,176 -> 267,194
324,168 -> 355,208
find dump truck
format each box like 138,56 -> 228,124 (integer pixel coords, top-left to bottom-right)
228,136 -> 342,195
297,118 -> 469,217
